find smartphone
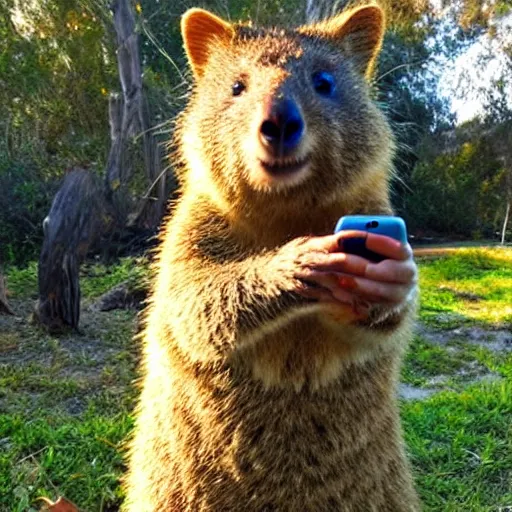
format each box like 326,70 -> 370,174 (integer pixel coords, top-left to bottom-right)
334,215 -> 408,262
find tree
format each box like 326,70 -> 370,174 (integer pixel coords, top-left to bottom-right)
446,4 -> 512,242
36,0 -> 170,331
0,0 -> 116,264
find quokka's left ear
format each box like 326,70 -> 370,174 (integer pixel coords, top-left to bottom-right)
298,4 -> 385,80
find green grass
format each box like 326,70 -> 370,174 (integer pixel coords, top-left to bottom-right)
5,261 -> 39,299
1,247 -> 511,510
418,247 -> 512,327
400,247 -> 512,510
402,336 -> 512,388
80,256 -> 151,300
402,337 -> 482,387
5,256 -> 151,300
403,381 -> 512,511
0,413 -> 132,512
0,260 -> 139,510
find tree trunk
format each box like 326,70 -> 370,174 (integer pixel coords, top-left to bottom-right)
36,169 -> 109,331
501,200 -> 510,245
106,0 -> 167,230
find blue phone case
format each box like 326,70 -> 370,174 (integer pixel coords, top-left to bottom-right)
334,215 -> 407,262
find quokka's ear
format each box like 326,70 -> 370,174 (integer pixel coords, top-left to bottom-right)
181,9 -> 235,79
299,4 -> 385,80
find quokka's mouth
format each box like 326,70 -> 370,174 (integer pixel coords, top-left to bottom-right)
259,155 -> 310,175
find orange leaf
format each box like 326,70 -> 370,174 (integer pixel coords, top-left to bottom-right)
38,496 -> 79,512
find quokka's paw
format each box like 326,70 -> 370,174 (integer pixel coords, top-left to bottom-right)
270,230 -> 417,326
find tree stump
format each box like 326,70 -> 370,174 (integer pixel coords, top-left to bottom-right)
36,169 -> 110,331
0,273 -> 14,315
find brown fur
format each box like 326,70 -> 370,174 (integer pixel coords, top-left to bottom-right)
123,4 -> 420,511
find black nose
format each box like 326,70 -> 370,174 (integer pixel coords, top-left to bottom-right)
259,98 -> 304,157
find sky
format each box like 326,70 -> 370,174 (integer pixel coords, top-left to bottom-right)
437,9 -> 512,124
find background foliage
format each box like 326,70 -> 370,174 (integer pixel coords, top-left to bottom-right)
0,0 -> 511,266
1,2 -> 512,510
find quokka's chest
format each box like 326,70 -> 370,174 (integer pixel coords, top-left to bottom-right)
229,312 -> 387,389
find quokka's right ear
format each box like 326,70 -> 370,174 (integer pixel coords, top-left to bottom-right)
181,9 -> 235,79
299,4 -> 385,80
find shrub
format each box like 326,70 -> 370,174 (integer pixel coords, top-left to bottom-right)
404,138 -> 505,238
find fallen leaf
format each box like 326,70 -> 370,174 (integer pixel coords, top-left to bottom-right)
38,496 -> 79,512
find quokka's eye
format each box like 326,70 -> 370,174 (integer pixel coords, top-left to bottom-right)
312,71 -> 336,97
232,80 -> 246,96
